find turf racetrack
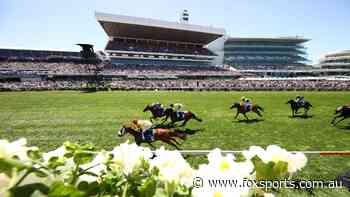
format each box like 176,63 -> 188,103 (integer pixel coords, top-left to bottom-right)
1,91 -> 350,183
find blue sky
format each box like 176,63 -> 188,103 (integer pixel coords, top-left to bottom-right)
0,0 -> 349,64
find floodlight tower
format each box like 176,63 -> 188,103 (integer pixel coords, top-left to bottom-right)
180,9 -> 189,24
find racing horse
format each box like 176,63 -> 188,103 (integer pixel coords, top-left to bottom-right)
163,108 -> 202,126
143,103 -> 166,122
331,105 -> 350,126
118,125 -> 187,150
286,99 -> 313,117
230,102 -> 264,120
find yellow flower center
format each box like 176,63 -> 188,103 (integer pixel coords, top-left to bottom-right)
219,160 -> 230,172
213,191 -> 223,197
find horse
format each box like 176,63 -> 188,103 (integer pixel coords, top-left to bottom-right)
118,125 -> 187,150
163,108 -> 202,126
286,100 -> 313,117
143,104 -> 166,122
230,102 -> 264,120
331,105 -> 350,126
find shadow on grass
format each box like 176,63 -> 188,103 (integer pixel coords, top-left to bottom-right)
235,118 -> 264,124
289,114 -> 314,119
153,123 -> 204,135
178,128 -> 204,135
335,124 -> 350,130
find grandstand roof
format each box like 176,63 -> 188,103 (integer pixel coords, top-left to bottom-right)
226,37 -> 310,44
95,12 -> 226,44
324,50 -> 350,58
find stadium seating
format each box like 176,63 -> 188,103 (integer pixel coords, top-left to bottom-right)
1,78 -> 350,91
106,39 -> 215,56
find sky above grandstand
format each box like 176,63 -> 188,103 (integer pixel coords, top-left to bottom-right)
0,0 -> 349,65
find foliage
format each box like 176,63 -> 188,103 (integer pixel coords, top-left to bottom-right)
0,138 -> 316,197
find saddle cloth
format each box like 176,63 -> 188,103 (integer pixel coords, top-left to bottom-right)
177,111 -> 185,119
142,128 -> 155,142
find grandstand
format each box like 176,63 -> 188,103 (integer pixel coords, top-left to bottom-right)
319,50 -> 350,69
239,68 -> 350,78
1,11 -> 350,92
0,48 -> 80,62
95,12 -> 226,67
224,37 -> 310,69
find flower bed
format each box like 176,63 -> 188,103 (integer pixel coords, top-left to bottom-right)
0,138 -> 310,197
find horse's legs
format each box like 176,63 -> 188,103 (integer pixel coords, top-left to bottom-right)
234,111 -> 239,119
243,113 -> 249,120
171,138 -> 181,145
181,119 -> 189,127
173,131 -> 186,140
255,110 -> 262,117
331,115 -> 340,125
191,113 -> 202,122
161,115 -> 168,124
147,142 -> 156,149
333,116 -> 346,126
165,139 -> 180,150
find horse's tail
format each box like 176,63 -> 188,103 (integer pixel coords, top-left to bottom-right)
191,112 -> 202,122
256,105 -> 264,112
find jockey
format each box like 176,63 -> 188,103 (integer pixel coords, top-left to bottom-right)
240,97 -> 252,111
152,102 -> 163,109
152,102 -> 164,113
132,119 -> 154,141
295,96 -> 305,106
169,103 -> 184,118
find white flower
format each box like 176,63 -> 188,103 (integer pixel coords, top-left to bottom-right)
193,149 -> 254,197
150,147 -> 195,187
55,158 -> 76,181
287,152 -> 307,174
79,151 -> 109,183
243,145 -> 308,175
42,146 -> 67,164
243,146 -> 270,163
202,148 -> 254,177
110,141 -> 152,175
192,189 -> 240,197
264,192 -> 275,197
0,138 -> 37,162
266,145 -> 289,163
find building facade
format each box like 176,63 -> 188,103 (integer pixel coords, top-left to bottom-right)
95,12 -> 226,67
224,37 -> 309,69
319,50 -> 350,69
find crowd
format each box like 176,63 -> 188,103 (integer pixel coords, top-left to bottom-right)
0,80 -> 87,91
108,79 -> 350,91
106,39 -> 214,56
102,64 -> 238,76
1,79 -> 349,91
0,61 -> 96,74
0,61 -> 238,76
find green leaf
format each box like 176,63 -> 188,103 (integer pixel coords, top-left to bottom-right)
73,151 -> 94,165
138,178 -> 157,197
252,156 -> 288,180
273,161 -> 288,178
48,181 -> 85,197
77,181 -> 100,196
0,158 -> 28,176
27,149 -> 42,161
9,183 -> 50,197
